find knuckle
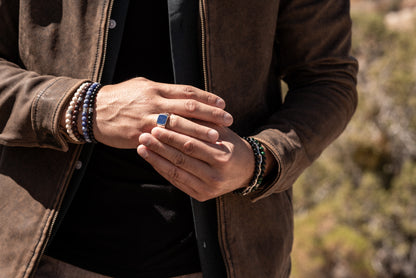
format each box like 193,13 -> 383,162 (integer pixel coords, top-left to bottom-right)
212,108 -> 224,120
183,86 -> 197,98
183,141 -> 194,154
167,166 -> 181,182
173,152 -> 186,166
185,99 -> 197,113
136,77 -> 149,82
141,82 -> 160,96
206,94 -> 217,105
148,85 -> 160,95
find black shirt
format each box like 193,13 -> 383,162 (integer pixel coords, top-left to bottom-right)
46,1 -> 201,277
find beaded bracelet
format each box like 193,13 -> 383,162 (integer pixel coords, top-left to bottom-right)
86,82 -> 101,143
240,137 -> 266,196
65,82 -> 91,143
81,82 -> 101,143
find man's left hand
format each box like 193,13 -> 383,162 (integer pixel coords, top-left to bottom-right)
137,121 -> 255,201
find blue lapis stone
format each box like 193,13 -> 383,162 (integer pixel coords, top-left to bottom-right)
156,114 -> 169,126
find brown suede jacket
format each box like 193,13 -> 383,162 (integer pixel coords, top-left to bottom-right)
0,0 -> 358,277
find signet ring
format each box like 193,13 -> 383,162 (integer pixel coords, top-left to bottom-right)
156,113 -> 170,128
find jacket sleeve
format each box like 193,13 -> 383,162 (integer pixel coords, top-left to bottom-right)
0,1 -> 86,151
250,0 -> 358,201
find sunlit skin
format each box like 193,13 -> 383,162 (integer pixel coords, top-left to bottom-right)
61,77 -> 276,201
137,123 -> 276,201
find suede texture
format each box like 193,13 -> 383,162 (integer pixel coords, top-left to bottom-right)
0,0 -> 357,277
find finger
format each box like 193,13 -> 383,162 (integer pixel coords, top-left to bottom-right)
137,144 -> 212,201
161,98 -> 233,127
139,133 -> 231,199
158,83 -> 226,109
138,133 -> 213,177
156,114 -> 219,143
150,127 -> 229,165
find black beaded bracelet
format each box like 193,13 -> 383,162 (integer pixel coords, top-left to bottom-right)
240,137 -> 266,195
81,82 -> 101,143
87,82 -> 101,143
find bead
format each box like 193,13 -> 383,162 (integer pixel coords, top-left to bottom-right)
65,82 -> 91,143
237,137 -> 267,196
81,82 -> 100,143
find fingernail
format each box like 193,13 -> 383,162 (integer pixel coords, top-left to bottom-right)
224,113 -> 233,126
137,145 -> 148,158
216,98 -> 226,108
208,129 -> 219,141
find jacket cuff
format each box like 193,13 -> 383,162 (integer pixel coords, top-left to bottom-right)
245,128 -> 311,202
31,77 -> 89,151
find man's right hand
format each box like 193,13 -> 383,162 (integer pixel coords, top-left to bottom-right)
92,77 -> 233,149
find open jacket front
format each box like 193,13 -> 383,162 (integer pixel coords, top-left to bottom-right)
0,0 -> 358,277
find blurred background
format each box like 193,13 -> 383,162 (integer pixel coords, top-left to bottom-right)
291,0 -> 416,277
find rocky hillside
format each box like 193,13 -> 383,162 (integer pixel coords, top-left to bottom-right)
291,1 -> 416,277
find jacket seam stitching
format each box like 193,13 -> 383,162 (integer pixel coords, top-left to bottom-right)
23,146 -> 81,277
31,78 -> 63,143
22,209 -> 53,277
29,146 -> 84,277
91,0 -> 109,80
203,0 -> 212,91
52,84 -> 69,147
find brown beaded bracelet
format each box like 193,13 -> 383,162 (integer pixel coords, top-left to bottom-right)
65,82 -> 91,143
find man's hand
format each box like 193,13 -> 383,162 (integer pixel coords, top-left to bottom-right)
137,124 -> 257,201
92,77 -> 233,148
